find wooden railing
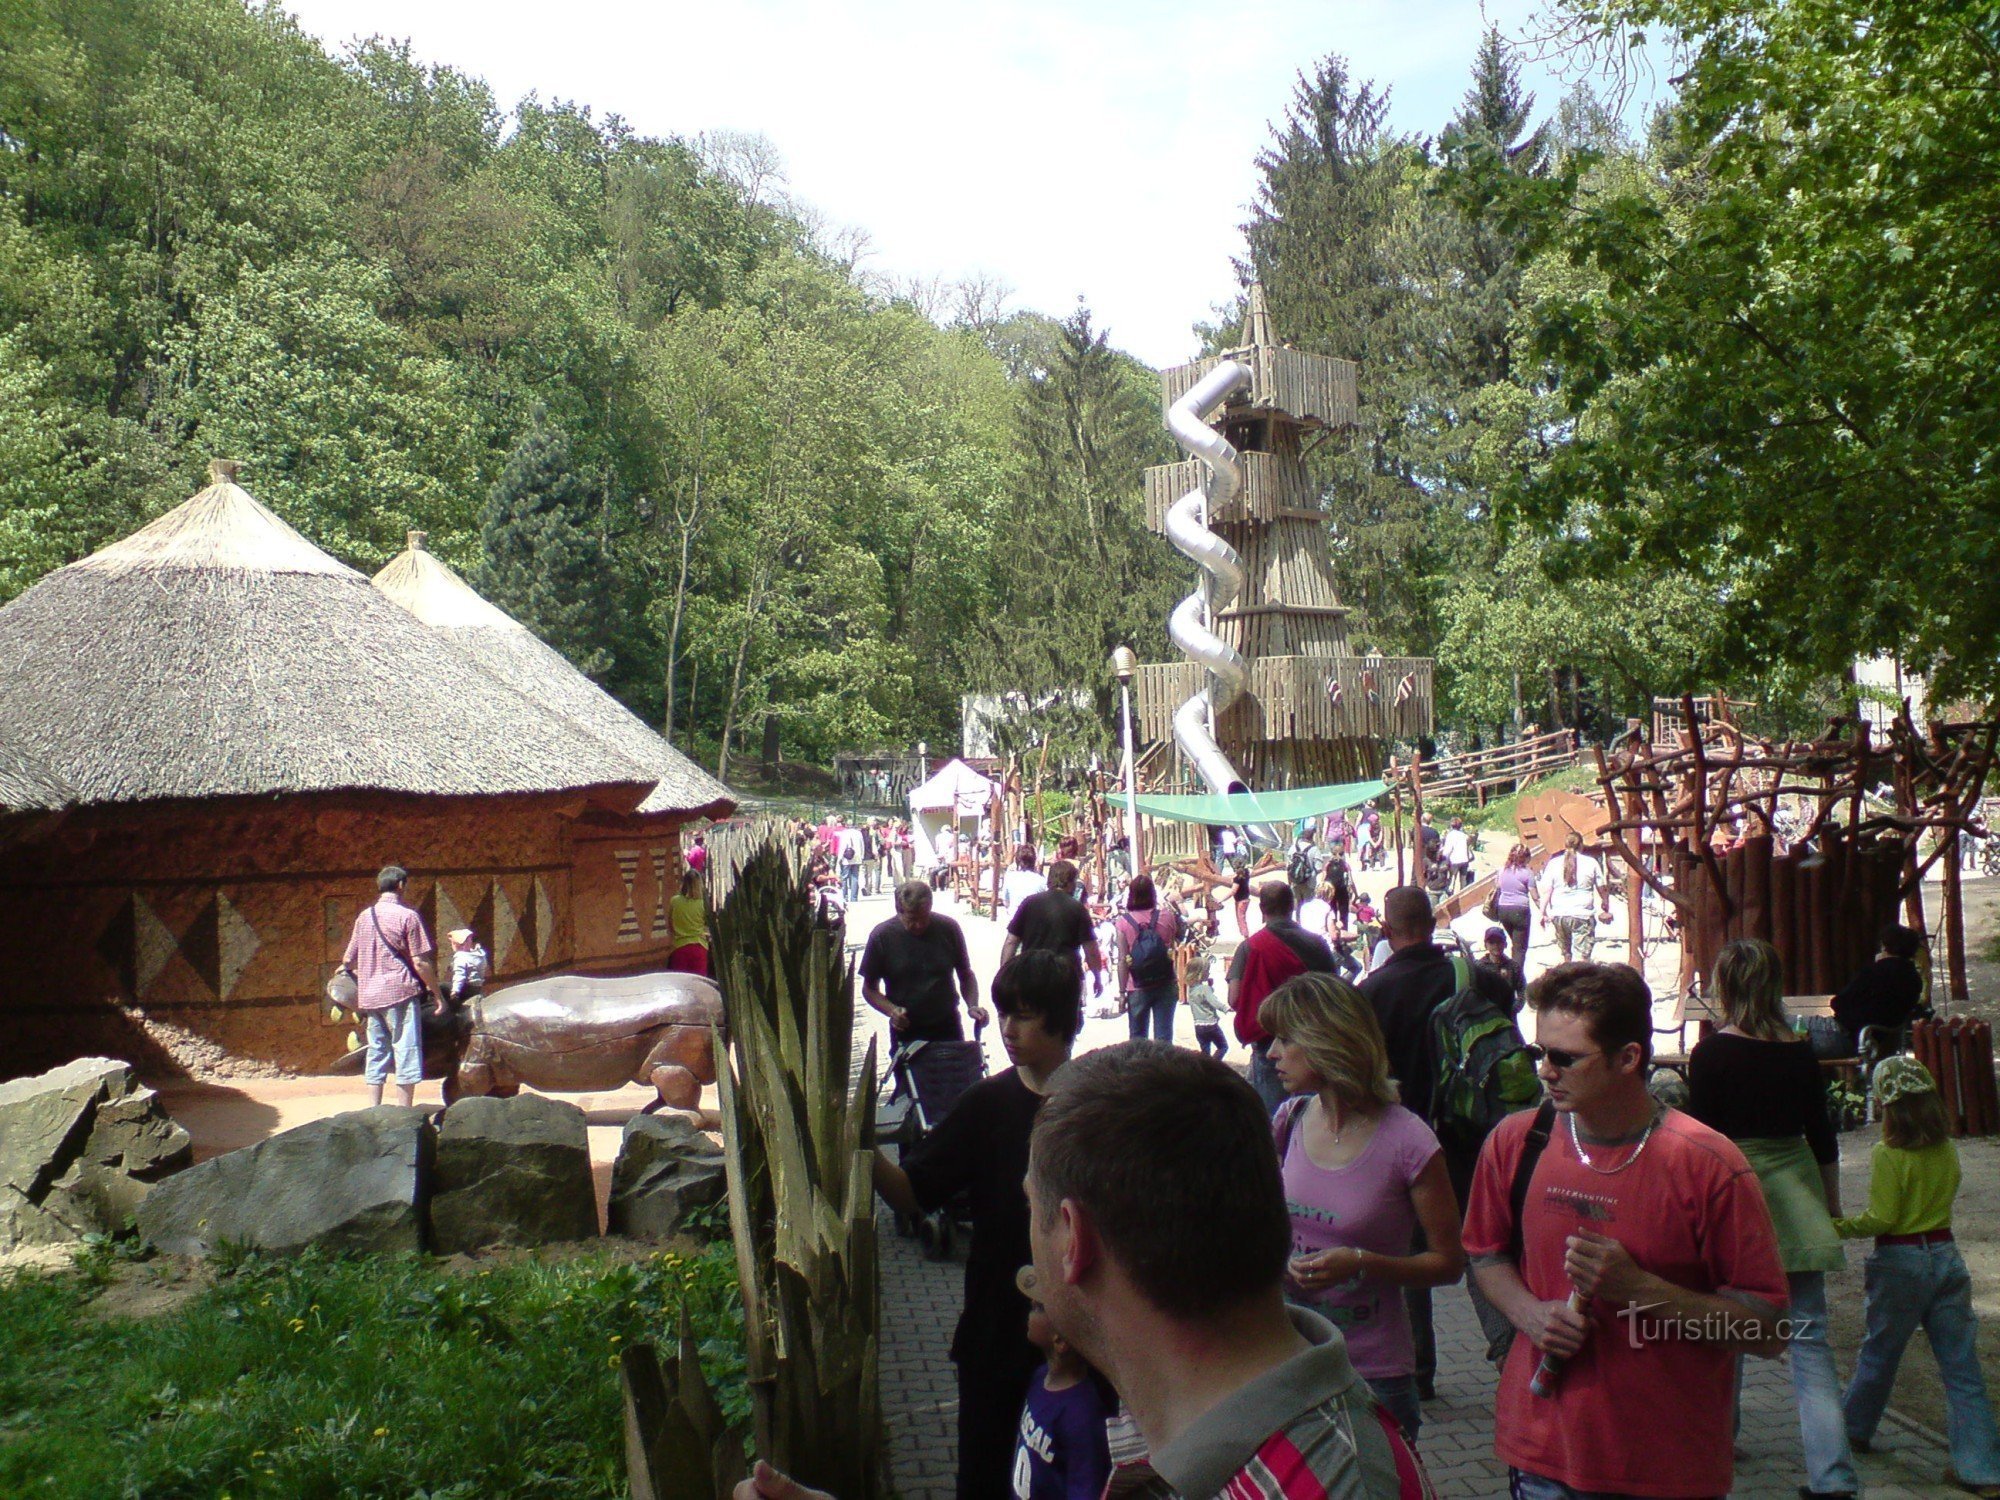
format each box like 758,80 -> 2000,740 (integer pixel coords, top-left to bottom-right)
1391,729 -> 1581,806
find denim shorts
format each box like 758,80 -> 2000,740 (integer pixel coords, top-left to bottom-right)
363,996 -> 424,1085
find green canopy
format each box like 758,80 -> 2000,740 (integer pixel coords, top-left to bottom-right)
1130,778 -> 1387,825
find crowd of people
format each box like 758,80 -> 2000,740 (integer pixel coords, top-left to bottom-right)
816,858 -> 2000,1500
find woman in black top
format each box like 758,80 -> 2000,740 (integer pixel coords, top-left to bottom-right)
1687,939 -> 1856,1499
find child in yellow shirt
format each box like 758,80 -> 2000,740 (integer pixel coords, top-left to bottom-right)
1833,1057 -> 1998,1497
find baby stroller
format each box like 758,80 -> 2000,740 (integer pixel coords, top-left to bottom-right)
878,1024 -> 987,1260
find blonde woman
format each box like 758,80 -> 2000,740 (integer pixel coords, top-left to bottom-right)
1259,971 -> 1466,1443
666,868 -> 709,977
1687,938 -> 1856,1498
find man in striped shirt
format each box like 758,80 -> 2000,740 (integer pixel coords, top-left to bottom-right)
1028,1043 -> 1431,1500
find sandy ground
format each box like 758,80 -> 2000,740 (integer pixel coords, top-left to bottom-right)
136,857 -> 2000,1441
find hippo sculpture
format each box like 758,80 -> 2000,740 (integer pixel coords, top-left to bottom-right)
449,971 -> 722,1112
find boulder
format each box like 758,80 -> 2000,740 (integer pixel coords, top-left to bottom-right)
138,1107 -> 431,1257
0,1057 -> 191,1250
430,1094 -> 596,1254
607,1112 -> 725,1240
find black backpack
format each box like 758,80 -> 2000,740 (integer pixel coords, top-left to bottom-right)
1126,910 -> 1175,988
1429,955 -> 1542,1156
1287,844 -> 1316,887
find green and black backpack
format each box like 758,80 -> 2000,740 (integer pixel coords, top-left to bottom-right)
1429,954 -> 1542,1154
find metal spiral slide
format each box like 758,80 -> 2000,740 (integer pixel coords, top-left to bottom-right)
1164,360 -> 1254,799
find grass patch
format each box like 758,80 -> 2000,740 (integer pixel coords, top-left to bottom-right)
1427,764 -> 1601,837
0,1239 -> 745,1499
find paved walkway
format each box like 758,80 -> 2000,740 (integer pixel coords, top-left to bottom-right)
853,886 -> 1963,1500
879,1216 -> 1958,1497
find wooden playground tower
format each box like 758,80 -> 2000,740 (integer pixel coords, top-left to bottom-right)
1129,286 -> 1432,805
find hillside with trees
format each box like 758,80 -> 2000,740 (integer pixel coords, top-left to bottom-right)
4,0 -> 1988,774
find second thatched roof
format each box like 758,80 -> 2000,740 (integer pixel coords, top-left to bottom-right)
0,464 -> 661,809
372,534 -> 735,821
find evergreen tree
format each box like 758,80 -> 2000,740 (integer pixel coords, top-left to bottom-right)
1240,56 -> 1457,659
476,418 -> 615,678
1439,27 -> 1551,389
975,305 -> 1174,755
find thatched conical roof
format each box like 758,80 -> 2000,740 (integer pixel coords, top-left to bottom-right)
0,734 -> 73,814
0,463 -> 659,808
373,534 -> 736,820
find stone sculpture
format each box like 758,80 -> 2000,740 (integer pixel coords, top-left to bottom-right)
451,971 -> 721,1113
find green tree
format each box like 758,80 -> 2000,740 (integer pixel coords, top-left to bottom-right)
476,419 -> 615,678
973,305 -> 1174,757
1448,0 -> 2000,703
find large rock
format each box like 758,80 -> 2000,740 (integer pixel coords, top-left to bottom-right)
138,1107 -> 431,1257
0,1057 -> 191,1250
607,1112 -> 725,1240
430,1094 -> 596,1254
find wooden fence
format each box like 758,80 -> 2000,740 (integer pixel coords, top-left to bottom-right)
1391,729 -> 1582,805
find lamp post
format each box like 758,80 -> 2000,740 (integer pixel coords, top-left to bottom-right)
1110,646 -> 1141,866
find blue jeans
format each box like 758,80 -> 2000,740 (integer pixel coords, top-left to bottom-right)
363,997 -> 423,1085
1735,1271 -> 1857,1494
840,862 -> 861,903
1509,1473 -> 1717,1500
1126,982 -> 1177,1041
1367,1374 -> 1421,1445
1248,1047 -> 1287,1116
1846,1241 -> 2000,1485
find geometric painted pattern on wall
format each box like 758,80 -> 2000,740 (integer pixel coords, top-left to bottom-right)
517,875 -> 540,964
614,850 -> 642,943
531,876 -> 558,964
650,850 -> 669,937
180,891 -> 262,1000
94,889 -> 263,1001
433,882 -> 467,949
491,881 -> 521,973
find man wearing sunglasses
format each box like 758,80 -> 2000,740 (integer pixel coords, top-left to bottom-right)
1461,962 -> 1789,1500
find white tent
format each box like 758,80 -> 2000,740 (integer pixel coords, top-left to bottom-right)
908,758 -> 994,870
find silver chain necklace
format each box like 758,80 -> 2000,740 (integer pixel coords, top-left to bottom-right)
1568,1108 -> 1660,1175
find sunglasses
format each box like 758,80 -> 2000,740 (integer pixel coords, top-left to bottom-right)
1525,1044 -> 1601,1071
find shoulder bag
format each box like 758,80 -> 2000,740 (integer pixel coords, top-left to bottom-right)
369,905 -> 430,1002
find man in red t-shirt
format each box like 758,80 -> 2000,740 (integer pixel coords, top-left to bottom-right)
1226,883 -> 1336,1112
1463,963 -> 1788,1499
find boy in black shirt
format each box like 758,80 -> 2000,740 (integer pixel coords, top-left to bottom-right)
873,950 -> 1082,1500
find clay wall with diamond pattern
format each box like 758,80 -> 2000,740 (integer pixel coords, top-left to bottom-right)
0,793 -> 690,1079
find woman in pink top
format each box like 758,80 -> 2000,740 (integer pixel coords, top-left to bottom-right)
1260,971 -> 1467,1444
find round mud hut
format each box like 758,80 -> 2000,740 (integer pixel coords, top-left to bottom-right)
0,463 -> 737,1079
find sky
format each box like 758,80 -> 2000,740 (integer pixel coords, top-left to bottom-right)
281,0 -> 1606,368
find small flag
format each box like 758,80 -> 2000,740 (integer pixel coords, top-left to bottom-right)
1325,677 -> 1344,707
1395,673 -> 1417,705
